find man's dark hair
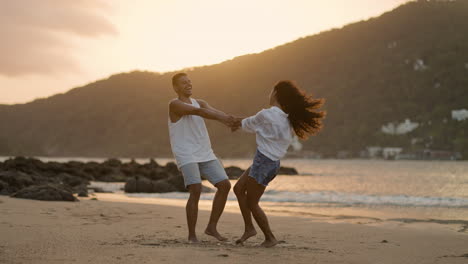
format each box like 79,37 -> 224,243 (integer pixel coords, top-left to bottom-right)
172,73 -> 187,87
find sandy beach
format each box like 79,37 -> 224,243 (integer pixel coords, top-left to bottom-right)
1,194 -> 467,264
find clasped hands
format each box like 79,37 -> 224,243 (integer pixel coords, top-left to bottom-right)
222,115 -> 243,132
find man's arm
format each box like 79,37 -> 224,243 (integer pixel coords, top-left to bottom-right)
196,99 -> 228,116
169,100 -> 233,126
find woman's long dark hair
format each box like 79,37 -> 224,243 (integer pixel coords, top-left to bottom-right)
274,80 -> 325,140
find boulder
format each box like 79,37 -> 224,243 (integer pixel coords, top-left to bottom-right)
103,158 -> 122,167
124,176 -> 153,193
11,184 -> 78,201
74,184 -> 89,197
149,158 -> 160,167
0,171 -> 35,194
124,177 -> 137,193
148,167 -> 170,181
167,173 -> 186,192
152,180 -> 177,193
59,173 -> 87,187
278,166 -> 299,175
0,180 -> 8,195
224,166 -> 245,179
136,176 -> 153,193
165,162 -> 179,174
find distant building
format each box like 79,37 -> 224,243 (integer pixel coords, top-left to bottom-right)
382,147 -> 403,160
452,109 -> 468,121
413,59 -> 428,71
381,119 -> 419,135
423,150 -> 461,160
366,146 -> 382,158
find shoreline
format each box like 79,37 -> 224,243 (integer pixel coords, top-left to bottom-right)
2,156 -> 468,163
94,192 -> 468,235
1,196 -> 467,264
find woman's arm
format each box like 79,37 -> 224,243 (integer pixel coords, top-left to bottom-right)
239,110 -> 265,133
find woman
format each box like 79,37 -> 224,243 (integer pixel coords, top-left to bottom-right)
233,80 -> 325,247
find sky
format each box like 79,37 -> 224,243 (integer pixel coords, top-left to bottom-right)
0,0 -> 411,104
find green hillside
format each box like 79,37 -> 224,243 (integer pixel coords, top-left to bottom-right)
1,0 -> 467,159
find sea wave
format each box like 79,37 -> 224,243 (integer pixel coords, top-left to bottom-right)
125,190 -> 468,208
260,190 -> 468,208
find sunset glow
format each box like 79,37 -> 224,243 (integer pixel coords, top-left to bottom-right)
0,0 -> 410,104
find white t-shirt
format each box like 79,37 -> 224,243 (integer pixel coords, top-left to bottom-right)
241,106 -> 293,161
168,98 -> 217,168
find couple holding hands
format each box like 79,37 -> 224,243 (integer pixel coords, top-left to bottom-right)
168,73 -> 325,247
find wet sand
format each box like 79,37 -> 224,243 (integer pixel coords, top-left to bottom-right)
0,195 -> 467,264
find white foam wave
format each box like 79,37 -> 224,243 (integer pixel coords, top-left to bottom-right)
125,190 -> 468,208
261,190 -> 468,208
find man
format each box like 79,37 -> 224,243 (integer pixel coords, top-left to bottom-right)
168,72 -> 236,243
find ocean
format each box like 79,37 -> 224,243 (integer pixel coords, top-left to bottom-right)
3,157 -> 468,227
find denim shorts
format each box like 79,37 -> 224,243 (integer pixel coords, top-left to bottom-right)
249,149 -> 280,187
179,159 -> 229,188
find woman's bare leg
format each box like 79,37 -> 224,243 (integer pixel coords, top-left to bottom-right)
233,168 -> 257,244
246,177 -> 278,247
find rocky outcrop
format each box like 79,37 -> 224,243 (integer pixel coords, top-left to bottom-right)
0,157 -> 298,198
11,184 -> 78,201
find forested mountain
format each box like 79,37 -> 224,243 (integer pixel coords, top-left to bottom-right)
1,0 -> 467,159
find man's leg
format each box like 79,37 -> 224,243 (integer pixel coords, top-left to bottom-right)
205,179 -> 231,241
180,163 -> 203,243
233,168 -> 257,244
199,159 -> 231,241
246,177 -> 278,248
186,183 -> 202,243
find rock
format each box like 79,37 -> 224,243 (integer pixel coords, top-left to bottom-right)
59,173 -> 87,187
165,162 -> 179,174
0,171 -> 35,194
11,184 -> 78,201
103,158 -> 122,167
78,191 -> 88,197
148,158 -> 160,168
0,180 -> 9,195
124,177 -> 137,193
148,167 -> 170,181
167,173 -> 186,192
45,161 -> 66,173
94,167 -> 127,182
124,176 -> 153,193
278,166 -> 298,175
75,184 -> 89,197
136,176 -> 153,193
66,161 -> 84,169
224,166 -> 245,179
152,180 -> 177,193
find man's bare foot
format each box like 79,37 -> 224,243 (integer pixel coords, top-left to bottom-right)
235,229 -> 257,244
188,236 -> 200,244
260,239 -> 278,248
204,228 -> 228,241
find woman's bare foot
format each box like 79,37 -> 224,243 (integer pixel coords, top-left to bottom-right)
205,228 -> 228,241
188,236 -> 200,244
235,229 -> 257,244
260,238 -> 278,248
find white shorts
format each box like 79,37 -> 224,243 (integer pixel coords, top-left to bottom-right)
179,159 -> 229,188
